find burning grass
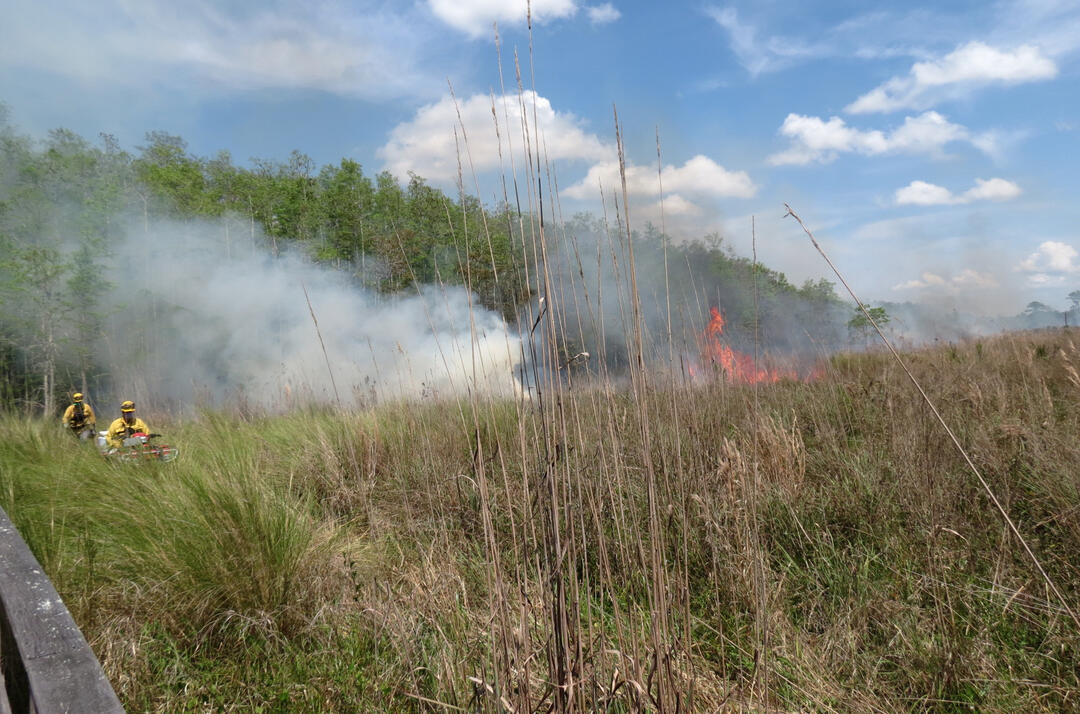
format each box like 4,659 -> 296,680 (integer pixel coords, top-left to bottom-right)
2,329 -> 1080,710
695,306 -> 809,383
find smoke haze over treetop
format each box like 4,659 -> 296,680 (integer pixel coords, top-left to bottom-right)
98,215 -> 523,410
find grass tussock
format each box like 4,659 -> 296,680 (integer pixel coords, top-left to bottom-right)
2,330 -> 1080,711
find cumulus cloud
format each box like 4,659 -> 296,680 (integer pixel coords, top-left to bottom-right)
587,3 -> 621,25
626,194 -> 705,219
895,177 -> 1022,206
655,194 -> 702,216
378,90 -> 610,182
893,268 -> 998,291
954,268 -> 999,287
562,154 -> 757,201
0,0 -> 437,99
427,0 -> 577,37
847,42 -> 1058,114
965,177 -> 1024,201
768,111 -> 994,165
895,181 -> 955,206
1018,241 -> 1080,280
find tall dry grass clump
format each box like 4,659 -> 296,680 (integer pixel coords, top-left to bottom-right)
0,415 -> 370,706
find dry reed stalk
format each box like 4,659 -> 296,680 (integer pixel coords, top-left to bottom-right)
613,104 -> 679,712
445,88 -> 516,710
748,215 -> 773,708
656,128 -> 698,709
300,281 -> 341,408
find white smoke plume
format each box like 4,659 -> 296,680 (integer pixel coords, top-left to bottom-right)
99,215 -> 522,412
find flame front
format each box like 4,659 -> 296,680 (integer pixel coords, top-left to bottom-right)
699,306 -> 800,384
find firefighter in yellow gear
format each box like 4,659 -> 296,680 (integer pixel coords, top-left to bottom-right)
62,392 -> 96,438
106,400 -> 150,449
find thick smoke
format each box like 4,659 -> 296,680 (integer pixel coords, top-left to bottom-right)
527,215 -> 849,381
99,216 -> 521,411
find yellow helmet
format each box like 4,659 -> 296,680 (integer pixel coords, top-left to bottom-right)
120,400 -> 135,412
73,392 -> 84,401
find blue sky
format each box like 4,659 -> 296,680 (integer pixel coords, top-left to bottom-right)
3,0 -> 1079,314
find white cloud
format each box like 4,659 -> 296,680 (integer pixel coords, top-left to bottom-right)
894,272 -> 947,289
1006,0 -> 1080,58
847,42 -> 1058,114
699,2 -> 1080,87
707,6 -> 769,76
0,0 -> 436,99
378,90 -> 610,182
888,112 -> 971,151
769,111 -> 993,165
427,0 -> 577,37
1018,241 -> 1080,275
895,181 -> 956,206
964,177 -> 1023,201
562,154 -> 757,201
953,268 -> 999,287
850,212 -> 961,244
705,6 -> 827,76
653,194 -> 702,216
893,268 -> 998,291
1027,273 -> 1060,286
895,177 -> 1022,205
587,3 -> 621,25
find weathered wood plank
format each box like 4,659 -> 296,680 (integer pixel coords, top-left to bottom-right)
0,506 -> 124,713
0,661 -> 11,714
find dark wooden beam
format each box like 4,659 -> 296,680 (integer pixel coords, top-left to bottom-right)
0,507 -> 124,713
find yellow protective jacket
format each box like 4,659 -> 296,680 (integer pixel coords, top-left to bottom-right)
106,416 -> 150,448
62,402 -> 96,430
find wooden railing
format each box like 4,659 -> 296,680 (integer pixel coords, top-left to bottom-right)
0,506 -> 123,713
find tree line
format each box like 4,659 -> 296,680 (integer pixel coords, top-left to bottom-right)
0,103 -> 848,414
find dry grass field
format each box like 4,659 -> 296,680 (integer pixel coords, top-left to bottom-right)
3,328 -> 1080,711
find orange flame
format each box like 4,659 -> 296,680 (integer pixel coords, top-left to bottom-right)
699,306 -> 800,384
706,306 -> 726,338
